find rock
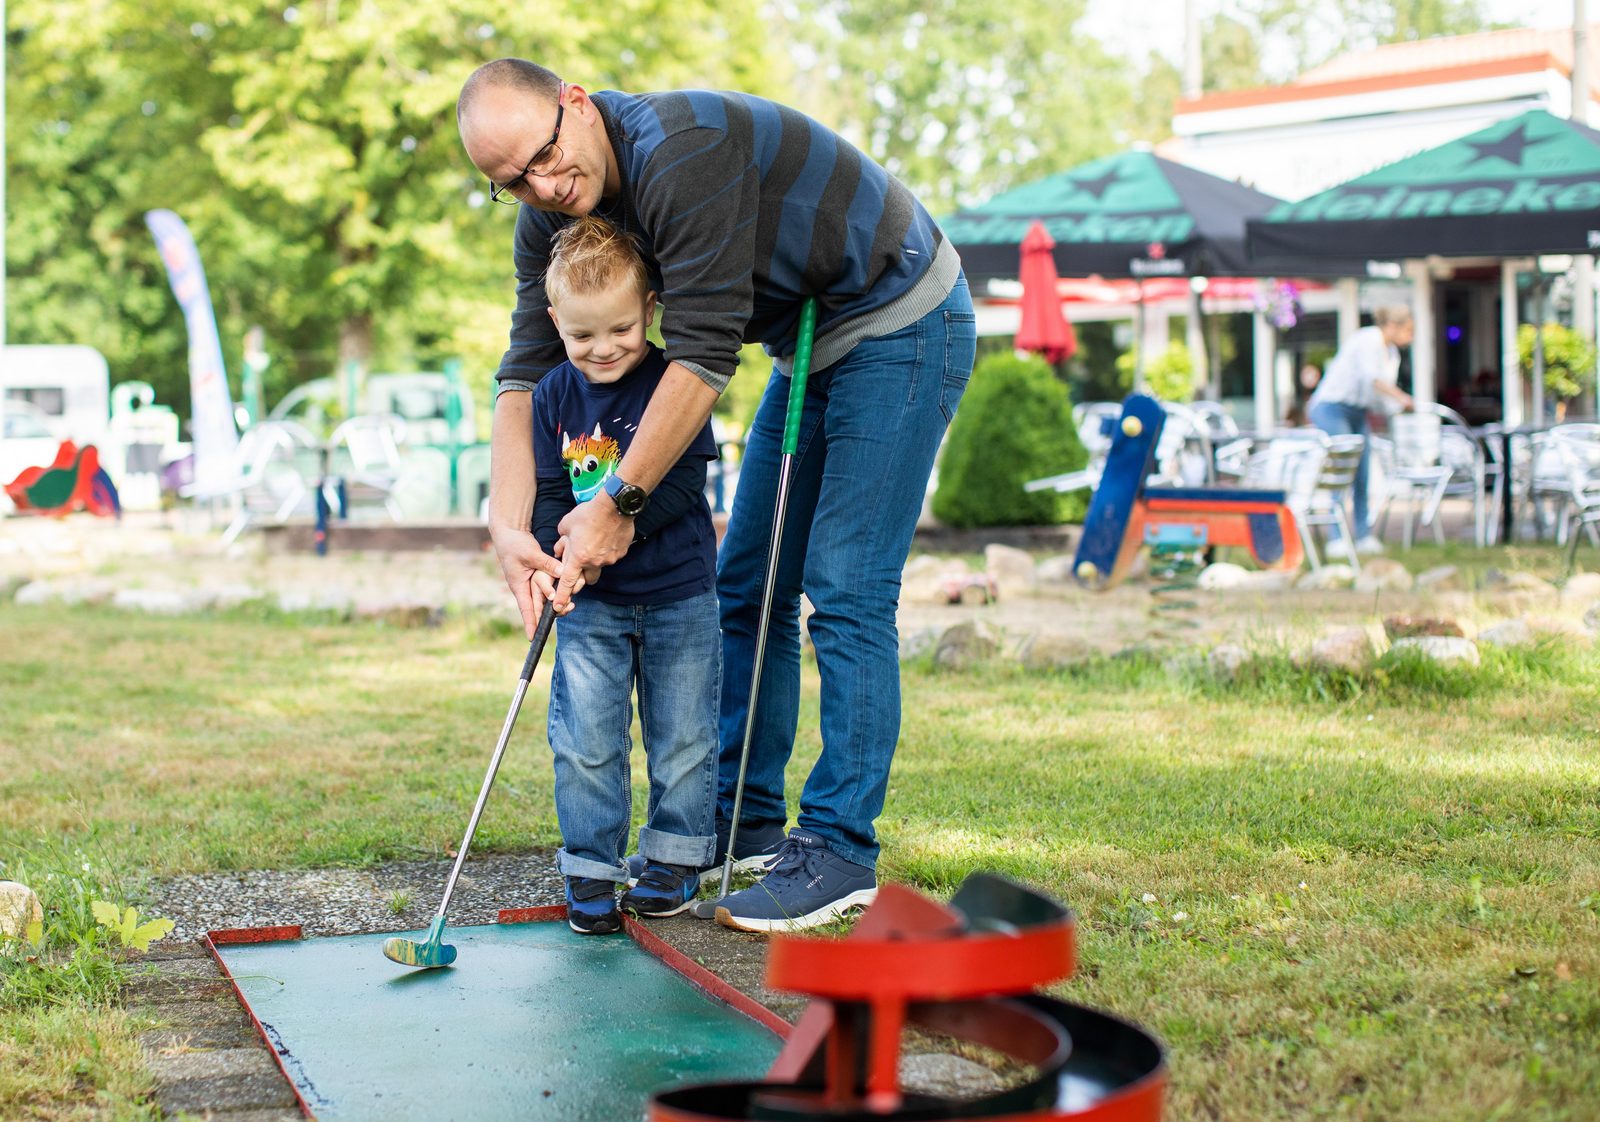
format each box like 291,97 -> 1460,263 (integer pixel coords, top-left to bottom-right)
1035,554 -> 1078,586
1559,571 -> 1600,608
206,583 -> 267,610
276,587 -> 353,615
1389,636 -> 1480,666
1486,570 -> 1558,595
1207,643 -> 1249,681
353,597 -> 442,628
900,1053 -> 1003,1098
1296,564 -> 1357,590
1523,615 -> 1593,646
113,588 -> 204,615
1306,627 -> 1376,673
1382,615 -> 1467,641
984,544 -> 1037,598
932,620 -> 1004,670
899,627 -> 939,662
14,579 -> 116,606
0,881 -> 43,941
1478,619 -> 1534,647
1415,565 -> 1463,591
1354,558 -> 1414,593
1197,562 -> 1251,590
902,556 -> 969,604
1587,604 -> 1600,634
1016,632 -> 1097,670
943,574 -> 997,605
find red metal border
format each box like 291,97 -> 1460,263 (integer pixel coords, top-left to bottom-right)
203,927 -> 315,1120
622,915 -> 793,1040
495,905 -> 568,924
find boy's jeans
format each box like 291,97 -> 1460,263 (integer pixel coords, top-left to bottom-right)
1308,400 -> 1372,539
717,276 -> 977,870
549,591 -> 719,881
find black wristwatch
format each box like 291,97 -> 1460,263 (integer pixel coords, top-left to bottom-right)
602,473 -> 650,517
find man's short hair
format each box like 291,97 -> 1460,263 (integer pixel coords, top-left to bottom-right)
545,217 -> 651,308
1373,304 -> 1413,328
457,58 -> 560,125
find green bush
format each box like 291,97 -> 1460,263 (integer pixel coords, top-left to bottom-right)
1115,341 -> 1196,403
1517,322 -> 1597,402
933,352 -> 1089,528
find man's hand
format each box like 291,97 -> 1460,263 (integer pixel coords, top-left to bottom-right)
554,499 -> 635,610
489,523 -> 566,636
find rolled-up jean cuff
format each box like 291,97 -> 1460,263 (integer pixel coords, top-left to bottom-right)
555,847 -> 628,883
637,827 -> 716,867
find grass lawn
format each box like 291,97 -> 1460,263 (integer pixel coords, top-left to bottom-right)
2,584 -> 1598,1120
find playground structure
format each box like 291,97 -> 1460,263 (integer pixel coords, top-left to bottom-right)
1029,394 -> 1304,590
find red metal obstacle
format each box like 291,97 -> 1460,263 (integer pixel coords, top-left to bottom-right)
651,874 -> 1166,1121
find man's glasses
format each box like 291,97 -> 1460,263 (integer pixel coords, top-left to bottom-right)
489,81 -> 566,205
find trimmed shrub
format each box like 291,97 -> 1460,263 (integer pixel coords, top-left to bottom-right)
932,352 -> 1088,528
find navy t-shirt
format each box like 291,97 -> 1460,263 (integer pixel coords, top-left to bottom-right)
531,345 -> 718,605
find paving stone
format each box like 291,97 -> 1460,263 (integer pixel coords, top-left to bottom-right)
137,937 -> 213,962
147,1047 -> 279,1083
156,1072 -> 300,1116
144,957 -> 225,982
177,1111 -> 303,1122
124,973 -> 234,1004
141,1019 -> 263,1053
136,1000 -> 256,1033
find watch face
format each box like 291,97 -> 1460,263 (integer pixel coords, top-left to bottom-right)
616,486 -> 647,516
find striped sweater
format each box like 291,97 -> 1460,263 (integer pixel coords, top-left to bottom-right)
496,89 -> 960,394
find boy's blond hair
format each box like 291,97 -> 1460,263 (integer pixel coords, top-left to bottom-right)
544,217 -> 651,308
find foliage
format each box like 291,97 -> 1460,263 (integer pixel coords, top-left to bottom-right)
0,843 -> 136,1010
932,352 -> 1088,527
1517,323 -> 1598,402
1117,341 -> 1196,403
89,902 -> 173,953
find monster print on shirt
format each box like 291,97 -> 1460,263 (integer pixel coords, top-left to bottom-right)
561,423 -> 622,502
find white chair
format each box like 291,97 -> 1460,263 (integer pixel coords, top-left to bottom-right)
1244,432 -> 1362,572
1377,406 -> 1490,547
184,420 -> 318,545
328,414 -> 407,521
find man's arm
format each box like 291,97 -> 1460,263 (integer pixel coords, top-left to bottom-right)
488,391 -> 566,634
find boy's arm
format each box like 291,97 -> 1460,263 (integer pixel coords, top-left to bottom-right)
531,476 -> 577,555
631,456 -> 710,541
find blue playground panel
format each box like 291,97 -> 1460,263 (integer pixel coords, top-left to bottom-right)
213,921 -> 783,1122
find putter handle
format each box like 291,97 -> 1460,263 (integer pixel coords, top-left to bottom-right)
520,601 -> 557,682
783,298 -> 818,456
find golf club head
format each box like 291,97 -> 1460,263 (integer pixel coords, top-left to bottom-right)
383,917 -> 457,969
688,896 -> 724,920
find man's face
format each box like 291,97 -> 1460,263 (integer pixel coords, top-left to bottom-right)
462,84 -> 611,217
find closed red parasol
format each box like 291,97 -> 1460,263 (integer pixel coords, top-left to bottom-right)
1015,220 -> 1077,363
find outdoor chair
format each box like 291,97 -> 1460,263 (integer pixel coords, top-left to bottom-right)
1529,425 -> 1600,550
1378,405 -> 1492,547
1243,432 -> 1363,572
328,414 -> 407,521
184,420 -> 319,546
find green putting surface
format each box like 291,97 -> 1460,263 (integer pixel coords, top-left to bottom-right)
215,922 -> 783,1121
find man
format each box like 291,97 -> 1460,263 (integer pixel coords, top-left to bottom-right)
457,59 -> 976,932
1307,304 -> 1416,558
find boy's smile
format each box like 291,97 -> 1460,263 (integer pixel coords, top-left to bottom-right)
548,286 -> 658,385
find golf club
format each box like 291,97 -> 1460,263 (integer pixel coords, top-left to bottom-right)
384,600 -> 557,968
688,297 -> 818,920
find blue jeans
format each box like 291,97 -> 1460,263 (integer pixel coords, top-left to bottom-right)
717,277 -> 977,869
1308,400 -> 1372,539
548,591 -> 719,881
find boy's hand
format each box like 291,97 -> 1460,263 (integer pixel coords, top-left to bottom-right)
488,524 -> 564,638
554,500 -> 634,610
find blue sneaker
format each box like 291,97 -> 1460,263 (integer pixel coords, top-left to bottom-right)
624,818 -> 788,887
565,876 -> 621,935
620,862 -> 701,918
713,830 -> 878,933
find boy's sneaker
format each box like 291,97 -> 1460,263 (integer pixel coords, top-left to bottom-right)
565,876 -> 621,936
620,862 -> 700,918
713,830 -> 877,934
624,818 -> 788,888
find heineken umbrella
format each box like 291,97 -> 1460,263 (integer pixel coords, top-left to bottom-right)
1248,109 -> 1600,260
942,149 -> 1304,284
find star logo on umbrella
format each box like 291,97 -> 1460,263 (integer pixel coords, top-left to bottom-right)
1463,123 -> 1555,168
1068,167 -> 1126,200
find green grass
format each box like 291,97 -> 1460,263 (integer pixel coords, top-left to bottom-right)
2,598 -> 1599,1120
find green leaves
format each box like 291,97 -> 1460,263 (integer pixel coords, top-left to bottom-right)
90,901 -> 175,952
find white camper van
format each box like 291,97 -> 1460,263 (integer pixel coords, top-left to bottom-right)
1,345 -> 111,446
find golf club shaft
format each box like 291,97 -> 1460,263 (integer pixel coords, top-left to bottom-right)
433,601 -> 557,921
718,297 -> 818,895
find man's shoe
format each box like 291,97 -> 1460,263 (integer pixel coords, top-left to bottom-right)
625,818 -> 787,888
621,862 -> 700,918
1325,537 -> 1358,562
1354,535 -> 1386,556
713,830 -> 877,934
565,876 -> 622,935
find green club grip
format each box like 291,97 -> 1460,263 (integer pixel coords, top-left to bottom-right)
782,298 -> 818,457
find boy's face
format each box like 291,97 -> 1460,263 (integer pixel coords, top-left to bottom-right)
548,286 -> 658,384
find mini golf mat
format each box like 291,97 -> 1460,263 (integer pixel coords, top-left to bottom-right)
210,916 -> 784,1121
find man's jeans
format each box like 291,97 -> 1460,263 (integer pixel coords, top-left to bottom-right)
548,591 -> 719,881
1308,400 -> 1372,539
717,276 -> 977,869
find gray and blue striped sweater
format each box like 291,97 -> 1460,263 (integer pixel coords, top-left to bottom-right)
496,89 -> 960,394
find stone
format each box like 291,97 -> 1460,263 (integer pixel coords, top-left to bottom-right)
1587,604 -> 1600,634
1197,562 -> 1251,590
1295,564 -> 1357,590
1305,627 -> 1376,674
1389,636 -> 1480,666
1523,615 -> 1593,646
155,1072 -> 300,1116
1382,615 -> 1467,641
1354,558 -> 1414,593
1415,565 -> 1463,591
14,579 -> 116,606
146,1047 -> 279,1083
0,881 -> 43,940
984,543 -> 1037,598
1486,570 -> 1558,595
1035,554 -> 1078,586
901,556 -> 969,604
898,627 -> 940,662
1207,643 -> 1249,681
353,598 -> 441,628
206,583 -> 267,610
1478,620 -> 1534,647
1016,632 -> 1097,670
276,586 -> 353,615
113,588 -> 203,615
1559,571 -> 1600,608
944,574 -> 997,605
900,1052 -> 1004,1099
932,620 -> 1003,670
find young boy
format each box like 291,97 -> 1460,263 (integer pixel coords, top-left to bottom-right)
530,216 -> 720,935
